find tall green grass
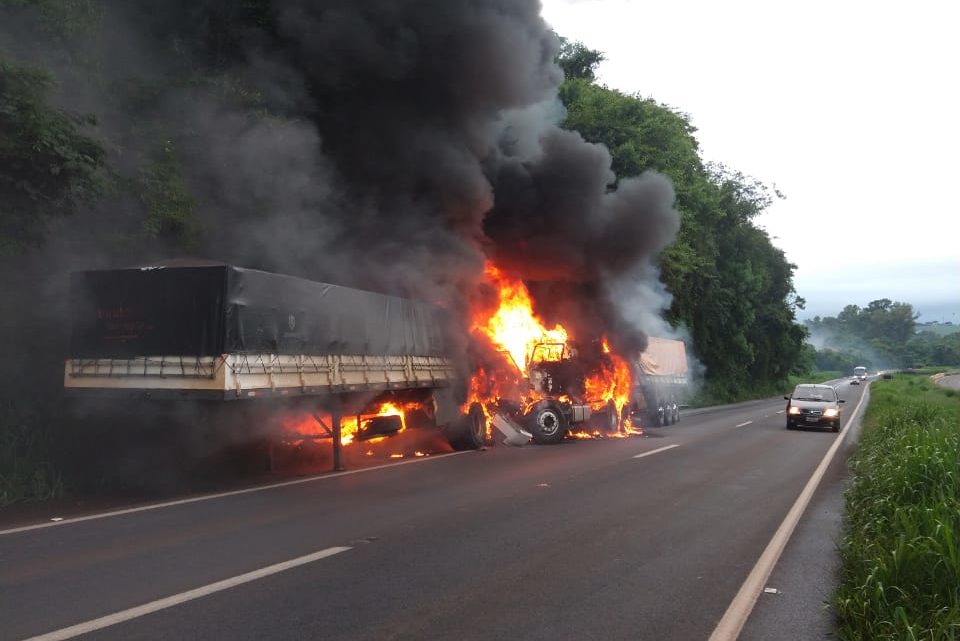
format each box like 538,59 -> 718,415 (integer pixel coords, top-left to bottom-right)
834,376 -> 960,640
0,403 -> 64,506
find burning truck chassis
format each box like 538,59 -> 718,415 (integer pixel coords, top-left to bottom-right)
64,262 -> 688,474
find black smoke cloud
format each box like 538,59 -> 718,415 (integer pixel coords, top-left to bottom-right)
4,0 -> 680,359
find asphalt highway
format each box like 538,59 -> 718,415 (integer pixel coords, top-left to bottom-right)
0,381 -> 867,641
938,374 -> 960,390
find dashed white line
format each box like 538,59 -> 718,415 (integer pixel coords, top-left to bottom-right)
632,444 -> 680,459
23,546 -> 352,641
775,410 -> 785,414
735,421 -> 753,428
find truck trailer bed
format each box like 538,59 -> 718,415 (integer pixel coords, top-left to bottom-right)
65,264 -> 458,399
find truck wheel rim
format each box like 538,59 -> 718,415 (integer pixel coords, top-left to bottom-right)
538,411 -> 560,436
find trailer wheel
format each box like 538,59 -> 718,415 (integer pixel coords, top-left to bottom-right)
653,402 -> 666,427
528,401 -> 568,445
450,403 -> 486,450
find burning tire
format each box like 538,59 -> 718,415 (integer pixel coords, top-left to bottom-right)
621,405 -> 634,430
450,403 -> 486,450
602,399 -> 619,433
528,401 -> 568,445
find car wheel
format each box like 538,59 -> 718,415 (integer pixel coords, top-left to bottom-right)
786,421 -> 794,430
831,420 -> 840,433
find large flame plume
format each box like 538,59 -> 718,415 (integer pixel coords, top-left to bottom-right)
472,263 -> 567,376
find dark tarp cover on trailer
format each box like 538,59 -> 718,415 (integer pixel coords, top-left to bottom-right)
69,264 -> 449,359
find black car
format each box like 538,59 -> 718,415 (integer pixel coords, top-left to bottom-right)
785,384 -> 845,432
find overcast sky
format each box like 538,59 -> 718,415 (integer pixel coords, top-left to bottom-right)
540,0 -> 959,322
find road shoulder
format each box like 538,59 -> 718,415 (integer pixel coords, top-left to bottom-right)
738,387 -> 866,640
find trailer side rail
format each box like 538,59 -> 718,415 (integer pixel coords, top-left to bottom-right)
65,353 -> 458,398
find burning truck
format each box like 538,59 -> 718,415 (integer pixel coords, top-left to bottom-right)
465,265 -> 690,445
64,261 -> 688,466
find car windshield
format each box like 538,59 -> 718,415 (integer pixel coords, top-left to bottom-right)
793,386 -> 835,401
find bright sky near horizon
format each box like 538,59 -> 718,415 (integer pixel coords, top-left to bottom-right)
540,0 -> 959,322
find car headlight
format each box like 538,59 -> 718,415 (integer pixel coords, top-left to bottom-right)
824,408 -> 839,418
788,406 -> 801,415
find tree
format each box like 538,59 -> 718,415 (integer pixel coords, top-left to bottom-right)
555,38 -> 605,81
0,60 -> 105,254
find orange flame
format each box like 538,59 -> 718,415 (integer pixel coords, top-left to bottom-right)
473,262 -> 567,375
583,340 -> 633,414
281,401 -> 411,446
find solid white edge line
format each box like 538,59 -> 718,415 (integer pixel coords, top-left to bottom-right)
735,421 -> 753,428
632,444 -> 681,459
0,451 -> 473,537
22,546 -> 352,641
708,384 -> 871,641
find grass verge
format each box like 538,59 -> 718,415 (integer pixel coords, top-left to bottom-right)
834,375 -> 960,640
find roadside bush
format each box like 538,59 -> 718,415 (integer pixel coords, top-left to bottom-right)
0,403 -> 63,506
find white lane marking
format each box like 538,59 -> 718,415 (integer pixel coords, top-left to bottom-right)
708,384 -> 871,641
735,421 -> 753,428
22,546 -> 352,641
632,444 -> 680,459
775,410 -> 785,414
0,452 -> 472,537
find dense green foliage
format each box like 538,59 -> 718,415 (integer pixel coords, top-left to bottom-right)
835,375 -> 960,640
808,299 -> 960,368
557,49 -> 807,401
0,59 -> 105,255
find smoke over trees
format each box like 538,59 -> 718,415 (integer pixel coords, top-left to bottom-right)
806,299 -> 960,369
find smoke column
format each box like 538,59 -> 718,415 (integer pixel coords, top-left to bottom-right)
2,0 -> 681,358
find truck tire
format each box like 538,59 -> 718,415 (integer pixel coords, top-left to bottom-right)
621,405 -> 633,431
528,401 -> 568,445
654,402 -> 666,427
602,399 -> 619,434
450,403 -> 487,450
